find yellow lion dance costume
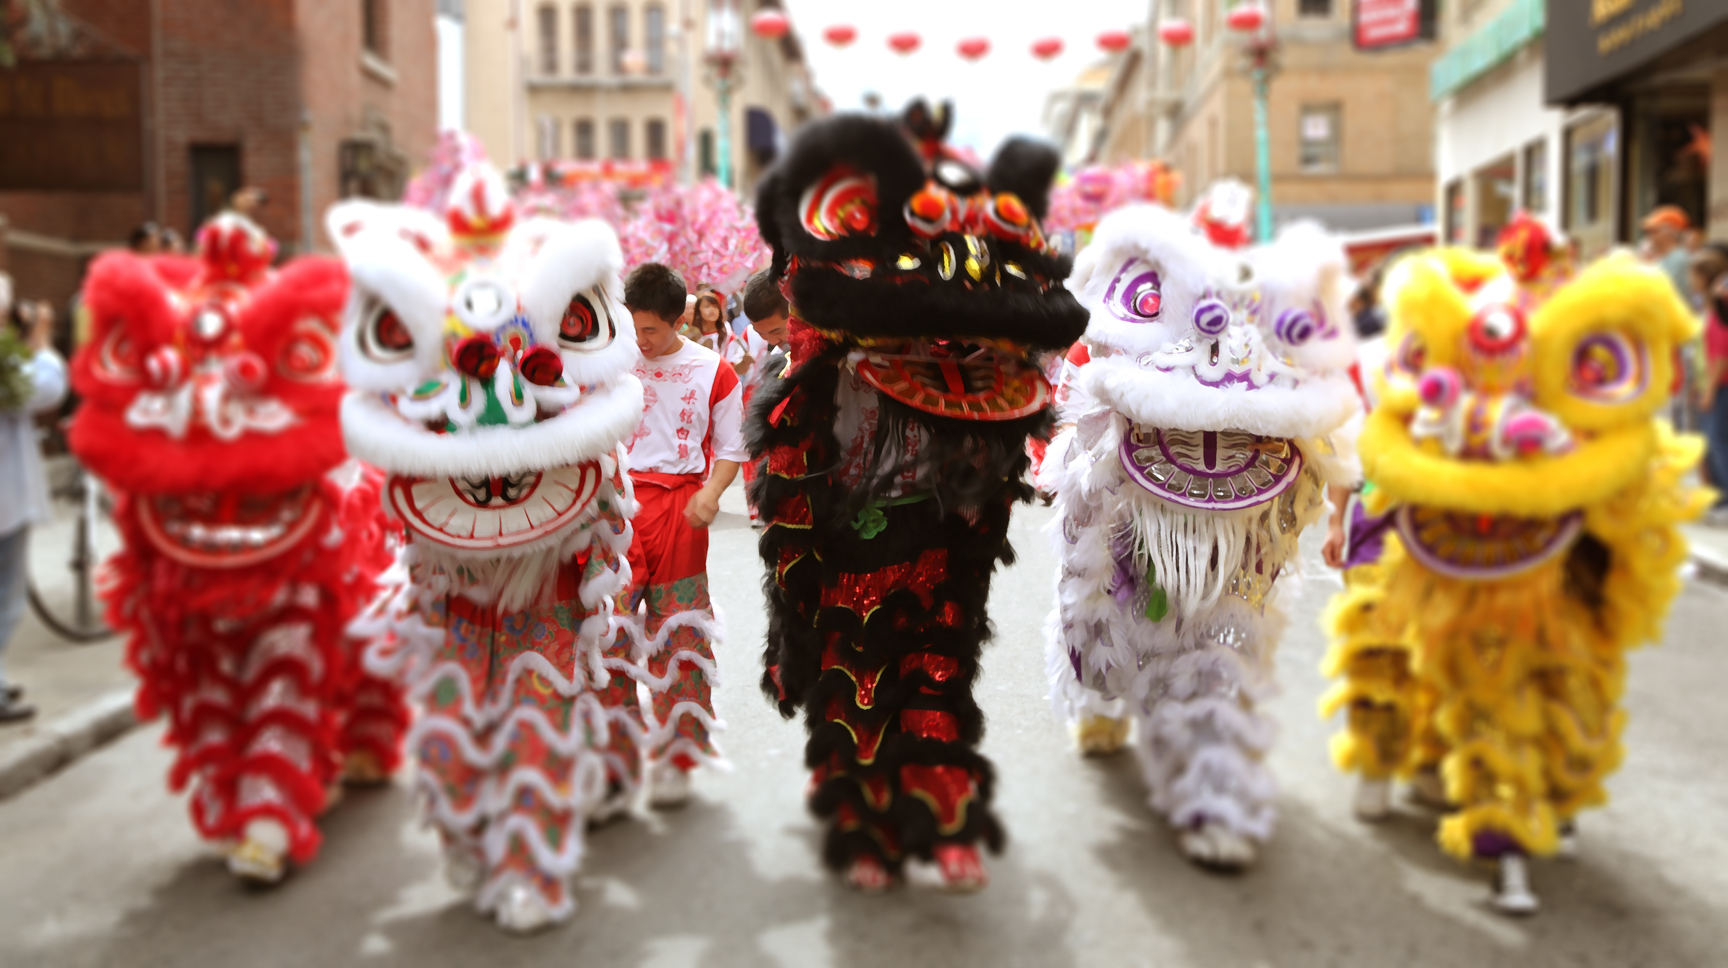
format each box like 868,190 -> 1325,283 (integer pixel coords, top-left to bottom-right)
1319,229 -> 1710,913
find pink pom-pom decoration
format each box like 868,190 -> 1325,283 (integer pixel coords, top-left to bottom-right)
1417,367 -> 1462,409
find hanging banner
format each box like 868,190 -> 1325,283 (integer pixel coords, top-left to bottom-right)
0,61 -> 143,191
1353,0 -> 1436,50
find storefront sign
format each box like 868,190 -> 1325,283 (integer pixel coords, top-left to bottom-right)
1546,0 -> 1728,103
0,61 -> 143,192
1353,0 -> 1436,51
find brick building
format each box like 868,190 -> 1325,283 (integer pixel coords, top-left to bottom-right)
0,0 -> 437,312
1074,0 -> 1439,234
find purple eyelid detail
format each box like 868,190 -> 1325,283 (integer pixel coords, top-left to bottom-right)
1193,298 -> 1230,335
1105,260 -> 1163,323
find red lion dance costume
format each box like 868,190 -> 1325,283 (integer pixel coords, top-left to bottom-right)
332,164 -> 648,933
69,214 -> 405,883
749,105 -> 1088,892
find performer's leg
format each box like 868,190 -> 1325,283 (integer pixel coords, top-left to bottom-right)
482,690 -> 583,933
335,664 -> 409,785
1133,605 -> 1278,869
226,620 -> 339,881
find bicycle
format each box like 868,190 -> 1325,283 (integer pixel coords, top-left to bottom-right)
26,451 -> 118,643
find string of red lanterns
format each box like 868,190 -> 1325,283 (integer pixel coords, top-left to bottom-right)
747,15 -> 1257,61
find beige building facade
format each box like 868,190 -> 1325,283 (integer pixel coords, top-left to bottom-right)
462,0 -> 818,197
1086,0 -> 1438,232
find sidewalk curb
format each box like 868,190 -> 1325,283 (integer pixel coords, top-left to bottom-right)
0,689 -> 138,801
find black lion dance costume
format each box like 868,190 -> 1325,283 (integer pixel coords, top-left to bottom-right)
748,105 -> 1087,892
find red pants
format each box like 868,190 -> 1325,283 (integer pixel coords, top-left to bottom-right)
626,473 -> 722,768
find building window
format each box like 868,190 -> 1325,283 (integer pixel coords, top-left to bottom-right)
574,118 -> 596,159
1298,103 -> 1341,173
1298,0 -> 1333,16
1564,113 -> 1619,262
608,4 -> 628,74
1522,139 -> 1549,215
645,5 -> 665,75
645,118 -> 667,160
698,128 -> 715,177
609,118 -> 630,159
190,144 -> 241,231
573,4 -> 594,75
1444,179 -> 1466,244
362,0 -> 387,57
537,5 -> 558,75
1472,154 -> 1517,248
537,115 -> 561,160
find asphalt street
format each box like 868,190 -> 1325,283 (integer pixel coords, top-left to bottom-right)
2,486 -> 1726,968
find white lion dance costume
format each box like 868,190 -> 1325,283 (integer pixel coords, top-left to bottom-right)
331,165 -> 650,932
1319,232 -> 1708,912
1042,204 -> 1360,867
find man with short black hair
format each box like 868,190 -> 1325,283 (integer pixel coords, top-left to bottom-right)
621,262 -> 744,805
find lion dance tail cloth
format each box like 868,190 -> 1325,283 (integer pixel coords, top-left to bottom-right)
1042,200 -> 1362,864
1317,228 -> 1709,906
747,105 -> 1089,889
67,215 -> 406,881
330,165 -> 650,932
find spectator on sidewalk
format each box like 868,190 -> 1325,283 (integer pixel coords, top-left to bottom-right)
1643,206 -> 1701,310
0,278 -> 69,723
1692,244 -> 1728,525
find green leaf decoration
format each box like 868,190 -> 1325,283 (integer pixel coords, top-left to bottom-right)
851,505 -> 888,540
1143,560 -> 1169,622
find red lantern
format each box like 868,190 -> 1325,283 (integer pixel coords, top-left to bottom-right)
823,24 -> 857,48
887,31 -> 921,55
957,37 -> 990,61
1226,2 -> 1267,33
1097,30 -> 1132,54
751,10 -> 790,40
1031,37 -> 1064,60
1157,19 -> 1194,47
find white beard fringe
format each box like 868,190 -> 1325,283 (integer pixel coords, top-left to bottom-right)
1043,411 -> 1323,842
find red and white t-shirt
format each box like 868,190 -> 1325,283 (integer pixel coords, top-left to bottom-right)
628,338 -> 749,477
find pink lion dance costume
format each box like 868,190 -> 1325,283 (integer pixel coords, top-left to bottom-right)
332,165 -> 649,933
69,214 -> 405,883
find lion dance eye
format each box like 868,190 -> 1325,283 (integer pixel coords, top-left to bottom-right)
1104,264 -> 1163,324
799,167 -> 877,241
1274,307 -> 1318,346
359,301 -> 414,363
1468,305 -> 1526,355
1571,332 -> 1644,402
559,291 -> 615,351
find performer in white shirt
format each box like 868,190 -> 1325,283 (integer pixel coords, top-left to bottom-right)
622,263 -> 748,804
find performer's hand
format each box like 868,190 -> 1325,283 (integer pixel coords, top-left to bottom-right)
684,488 -> 722,529
1322,523 -> 1347,570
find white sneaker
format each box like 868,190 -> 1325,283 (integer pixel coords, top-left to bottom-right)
648,760 -> 692,808
442,842 -> 485,896
1072,715 -> 1131,756
1353,778 -> 1392,822
226,817 -> 289,884
493,881 -> 560,935
1492,855 -> 1541,915
1179,819 -> 1257,871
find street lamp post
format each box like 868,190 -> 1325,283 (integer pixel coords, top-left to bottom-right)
1227,2 -> 1277,242
703,0 -> 742,189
